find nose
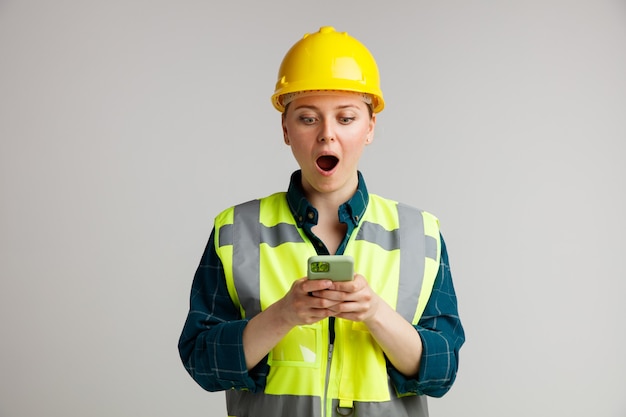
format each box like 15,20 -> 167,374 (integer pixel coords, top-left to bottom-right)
318,119 -> 335,142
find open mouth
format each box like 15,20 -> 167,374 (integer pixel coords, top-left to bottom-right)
316,155 -> 339,172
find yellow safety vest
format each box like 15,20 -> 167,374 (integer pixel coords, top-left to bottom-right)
214,192 -> 441,417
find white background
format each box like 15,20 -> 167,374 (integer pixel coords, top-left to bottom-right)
1,1 -> 625,416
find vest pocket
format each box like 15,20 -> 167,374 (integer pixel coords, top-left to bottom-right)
268,323 -> 322,368
334,320 -> 390,402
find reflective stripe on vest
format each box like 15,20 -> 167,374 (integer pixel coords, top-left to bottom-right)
214,192 -> 440,417
226,381 -> 429,417
354,202 -> 438,322
218,198 -> 307,317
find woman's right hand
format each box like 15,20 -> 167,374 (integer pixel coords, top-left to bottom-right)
277,277 -> 340,326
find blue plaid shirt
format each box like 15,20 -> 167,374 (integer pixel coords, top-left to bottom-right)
179,171 -> 465,397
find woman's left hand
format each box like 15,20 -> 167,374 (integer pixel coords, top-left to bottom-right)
310,274 -> 380,323
311,273 -> 423,377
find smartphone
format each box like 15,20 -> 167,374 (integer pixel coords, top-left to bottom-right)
307,255 -> 354,282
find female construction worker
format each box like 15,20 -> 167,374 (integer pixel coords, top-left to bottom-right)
179,26 -> 465,417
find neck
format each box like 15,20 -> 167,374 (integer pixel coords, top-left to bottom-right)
302,174 -> 359,212
306,189 -> 355,218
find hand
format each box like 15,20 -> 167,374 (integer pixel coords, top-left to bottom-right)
310,274 -> 381,323
276,277 -> 343,327
312,274 -> 423,377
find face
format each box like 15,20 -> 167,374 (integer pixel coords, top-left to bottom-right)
282,92 -> 376,201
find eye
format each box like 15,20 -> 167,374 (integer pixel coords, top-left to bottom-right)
299,116 -> 317,125
339,117 -> 355,124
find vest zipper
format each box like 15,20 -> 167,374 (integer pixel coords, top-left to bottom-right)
323,342 -> 334,417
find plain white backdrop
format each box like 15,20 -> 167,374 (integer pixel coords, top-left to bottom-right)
1,1 -> 625,416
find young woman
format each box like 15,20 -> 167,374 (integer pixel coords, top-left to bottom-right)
179,26 -> 465,417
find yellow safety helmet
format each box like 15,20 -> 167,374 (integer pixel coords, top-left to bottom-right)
271,26 -> 385,113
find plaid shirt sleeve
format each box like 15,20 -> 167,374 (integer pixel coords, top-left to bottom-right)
388,234 -> 466,397
178,228 -> 269,392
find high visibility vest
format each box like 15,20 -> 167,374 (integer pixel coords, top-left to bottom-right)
214,192 -> 441,417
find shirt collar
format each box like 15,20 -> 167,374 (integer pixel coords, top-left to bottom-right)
286,170 -> 369,228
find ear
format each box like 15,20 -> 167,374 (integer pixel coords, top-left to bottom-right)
282,115 -> 290,145
366,113 -> 376,144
